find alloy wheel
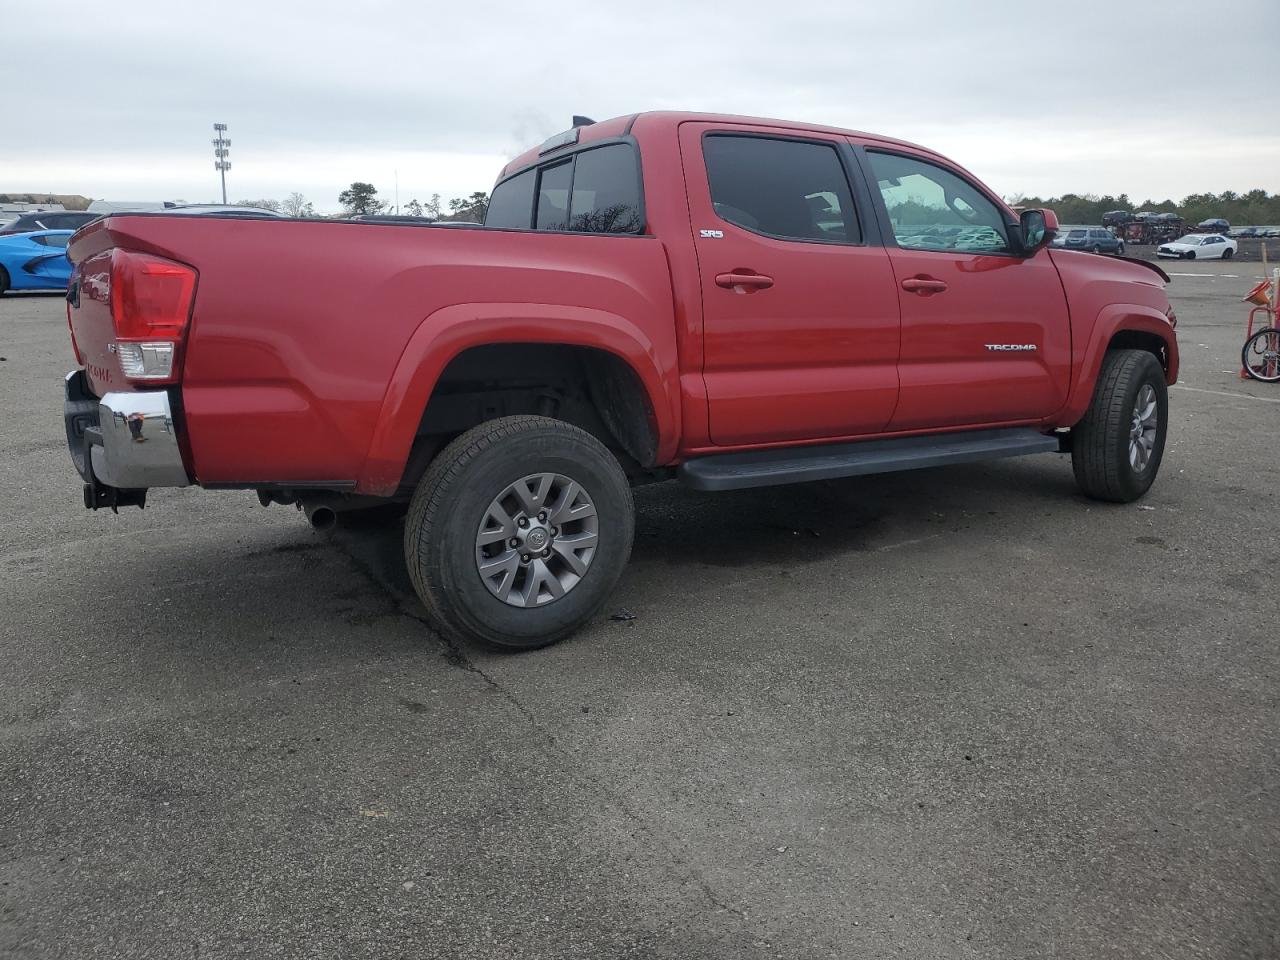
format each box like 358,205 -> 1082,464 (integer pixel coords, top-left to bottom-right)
1129,384 -> 1159,471
474,472 -> 599,607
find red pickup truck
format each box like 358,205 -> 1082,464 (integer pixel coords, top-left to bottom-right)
63,112 -> 1178,649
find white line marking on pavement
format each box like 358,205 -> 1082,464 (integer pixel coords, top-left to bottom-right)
874,535 -> 942,553
1171,384 -> 1280,404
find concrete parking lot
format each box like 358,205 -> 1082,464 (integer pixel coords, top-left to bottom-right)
2,263 -> 1277,959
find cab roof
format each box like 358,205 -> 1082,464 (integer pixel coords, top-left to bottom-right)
498,111 -> 938,180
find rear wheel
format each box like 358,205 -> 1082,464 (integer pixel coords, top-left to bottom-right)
1071,349 -> 1168,502
404,415 -> 634,650
0,266 -> 9,295
1222,248 -> 1234,260
1092,245 -> 1102,254
1242,328 -> 1280,383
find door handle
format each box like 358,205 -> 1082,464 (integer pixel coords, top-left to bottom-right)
716,271 -> 774,290
901,276 -> 948,294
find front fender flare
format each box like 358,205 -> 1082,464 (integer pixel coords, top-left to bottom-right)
1060,303 -> 1179,426
356,302 -> 680,495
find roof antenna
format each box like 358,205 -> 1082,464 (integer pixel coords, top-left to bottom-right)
571,116 -> 596,128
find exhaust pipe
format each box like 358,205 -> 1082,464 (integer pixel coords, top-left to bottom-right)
305,503 -> 337,531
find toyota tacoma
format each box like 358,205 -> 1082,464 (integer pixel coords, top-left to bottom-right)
62,112 -> 1179,648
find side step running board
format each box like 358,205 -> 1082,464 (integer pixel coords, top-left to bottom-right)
678,427 -> 1060,492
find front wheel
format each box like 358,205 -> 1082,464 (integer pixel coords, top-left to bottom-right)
404,415 -> 635,650
1242,328 -> 1280,383
1071,349 -> 1168,502
0,266 -> 9,296
1185,251 -> 1196,260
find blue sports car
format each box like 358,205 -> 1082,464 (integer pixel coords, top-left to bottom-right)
0,229 -> 74,295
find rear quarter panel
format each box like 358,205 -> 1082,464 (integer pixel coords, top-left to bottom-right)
72,216 -> 680,492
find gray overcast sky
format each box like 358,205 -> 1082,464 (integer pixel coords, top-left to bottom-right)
3,0 -> 1276,212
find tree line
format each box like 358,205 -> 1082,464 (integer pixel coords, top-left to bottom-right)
228,184 -> 490,222
1007,189 -> 1280,227
336,182 -> 489,221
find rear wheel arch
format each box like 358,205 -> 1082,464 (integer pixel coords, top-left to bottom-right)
397,342 -> 662,495
357,303 -> 680,496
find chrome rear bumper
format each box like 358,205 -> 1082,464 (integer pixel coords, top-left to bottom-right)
65,370 -> 189,508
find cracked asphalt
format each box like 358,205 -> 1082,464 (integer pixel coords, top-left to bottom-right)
2,261 -> 1277,959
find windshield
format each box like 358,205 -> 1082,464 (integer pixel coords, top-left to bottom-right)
1066,229 -> 1087,238
1173,235 -> 1204,245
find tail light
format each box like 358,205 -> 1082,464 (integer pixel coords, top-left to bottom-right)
110,249 -> 197,382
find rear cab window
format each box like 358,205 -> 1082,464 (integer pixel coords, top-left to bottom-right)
482,170 -> 535,228
485,141 -> 644,234
567,145 -> 642,233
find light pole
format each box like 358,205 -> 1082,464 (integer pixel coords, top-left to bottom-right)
212,123 -> 231,204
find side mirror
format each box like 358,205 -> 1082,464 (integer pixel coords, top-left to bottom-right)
1016,208 -> 1058,255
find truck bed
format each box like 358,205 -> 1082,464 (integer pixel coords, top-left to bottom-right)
68,214 -> 678,492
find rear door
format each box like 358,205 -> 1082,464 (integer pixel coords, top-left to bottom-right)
678,122 -> 900,446
858,146 -> 1070,431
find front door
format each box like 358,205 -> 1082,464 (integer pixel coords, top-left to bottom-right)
859,147 -> 1070,432
679,123 -> 901,446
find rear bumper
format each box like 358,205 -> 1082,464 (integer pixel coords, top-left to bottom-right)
64,370 -> 189,501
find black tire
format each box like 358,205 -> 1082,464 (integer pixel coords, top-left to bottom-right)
1242,327 -> 1280,383
1222,248 -> 1233,260
1185,251 -> 1196,260
1071,349 -> 1168,503
404,415 -> 634,650
1092,245 -> 1102,254
0,266 -> 9,296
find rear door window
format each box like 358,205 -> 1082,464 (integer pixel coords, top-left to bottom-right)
702,135 -> 860,243
535,161 -> 573,231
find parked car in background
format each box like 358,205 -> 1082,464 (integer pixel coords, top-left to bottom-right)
0,229 -> 73,294
0,210 -> 100,236
348,214 -> 438,225
1266,228 -> 1280,238
1232,227 -> 1258,238
1052,226 -> 1125,255
86,201 -> 178,214
163,204 -> 285,218
1197,218 -> 1230,233
1156,234 -> 1237,260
